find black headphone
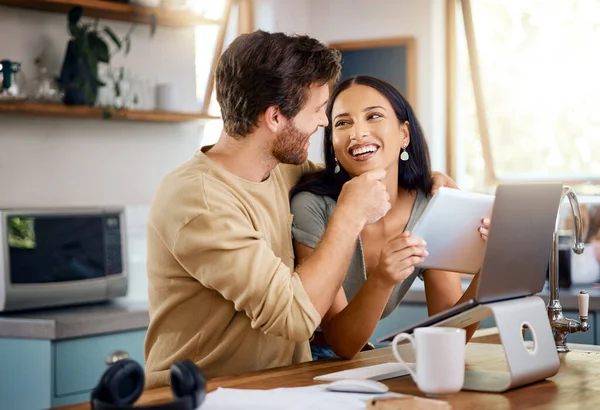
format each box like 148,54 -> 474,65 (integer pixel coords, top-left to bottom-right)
91,359 -> 206,410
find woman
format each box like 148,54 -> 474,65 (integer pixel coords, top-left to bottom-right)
290,76 -> 489,360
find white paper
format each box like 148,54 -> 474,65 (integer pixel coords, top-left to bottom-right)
201,385 -> 403,410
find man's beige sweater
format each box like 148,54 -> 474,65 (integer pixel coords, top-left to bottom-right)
144,147 -> 321,388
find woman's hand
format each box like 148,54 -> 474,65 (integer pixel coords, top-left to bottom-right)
431,171 -> 459,195
373,231 -> 428,287
479,218 -> 491,241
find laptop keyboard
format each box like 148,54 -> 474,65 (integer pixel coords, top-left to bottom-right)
313,362 -> 414,381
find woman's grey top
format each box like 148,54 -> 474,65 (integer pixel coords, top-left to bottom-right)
291,189 -> 430,320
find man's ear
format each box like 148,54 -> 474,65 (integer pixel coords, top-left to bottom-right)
263,105 -> 285,133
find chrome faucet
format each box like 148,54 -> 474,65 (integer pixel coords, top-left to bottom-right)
547,186 -> 589,353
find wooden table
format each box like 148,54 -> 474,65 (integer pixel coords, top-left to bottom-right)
59,329 -> 600,410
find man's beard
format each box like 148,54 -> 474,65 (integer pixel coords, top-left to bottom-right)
271,121 -> 312,165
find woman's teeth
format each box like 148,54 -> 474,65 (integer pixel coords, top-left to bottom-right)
351,145 -> 378,157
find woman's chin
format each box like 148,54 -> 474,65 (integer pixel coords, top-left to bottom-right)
342,152 -> 399,176
345,162 -> 380,176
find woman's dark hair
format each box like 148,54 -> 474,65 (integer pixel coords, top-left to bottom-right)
291,75 -> 433,201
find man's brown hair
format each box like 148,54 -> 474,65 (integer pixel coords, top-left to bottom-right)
215,30 -> 342,138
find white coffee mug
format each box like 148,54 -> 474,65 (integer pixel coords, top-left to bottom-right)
392,327 -> 466,396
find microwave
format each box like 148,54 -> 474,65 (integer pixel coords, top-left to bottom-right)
0,207 -> 128,312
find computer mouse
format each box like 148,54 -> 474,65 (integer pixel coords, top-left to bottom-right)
324,378 -> 389,394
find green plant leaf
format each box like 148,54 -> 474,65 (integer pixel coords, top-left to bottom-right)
115,82 -> 121,98
68,22 -> 80,37
96,78 -> 106,87
68,6 -> 83,25
103,26 -> 122,49
79,23 -> 92,35
150,14 -> 157,37
102,109 -> 113,119
88,32 -> 110,63
125,38 -> 131,55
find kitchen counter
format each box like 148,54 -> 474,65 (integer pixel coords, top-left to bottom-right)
58,327 -> 600,410
0,298 -> 149,340
404,279 -> 600,311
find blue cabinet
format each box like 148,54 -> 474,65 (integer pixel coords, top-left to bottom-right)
0,328 -> 147,410
0,338 -> 52,410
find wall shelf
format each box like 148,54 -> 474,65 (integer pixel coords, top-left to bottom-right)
0,101 -> 219,123
0,0 -> 220,28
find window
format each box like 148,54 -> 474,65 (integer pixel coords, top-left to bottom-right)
194,0 -> 254,146
449,0 -> 600,196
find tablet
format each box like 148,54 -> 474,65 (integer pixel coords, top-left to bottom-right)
411,187 -> 495,274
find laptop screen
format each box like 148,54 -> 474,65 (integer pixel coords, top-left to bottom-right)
475,183 -> 563,304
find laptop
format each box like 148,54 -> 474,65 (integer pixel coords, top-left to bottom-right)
377,182 -> 564,343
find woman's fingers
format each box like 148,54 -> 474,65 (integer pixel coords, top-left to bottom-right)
479,226 -> 489,238
394,265 -> 417,281
479,217 -> 490,240
385,234 -> 427,254
386,246 -> 428,265
382,247 -> 427,281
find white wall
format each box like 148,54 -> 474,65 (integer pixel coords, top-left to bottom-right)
0,6 -> 203,209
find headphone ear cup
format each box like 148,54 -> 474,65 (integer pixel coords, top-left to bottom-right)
92,359 -> 145,407
170,360 -> 206,409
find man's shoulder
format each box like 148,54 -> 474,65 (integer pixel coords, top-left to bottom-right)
277,160 -> 324,189
148,157 -> 240,234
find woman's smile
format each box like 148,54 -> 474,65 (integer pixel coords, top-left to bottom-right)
348,142 -> 380,162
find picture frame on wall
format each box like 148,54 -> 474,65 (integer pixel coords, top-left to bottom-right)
329,37 -> 417,110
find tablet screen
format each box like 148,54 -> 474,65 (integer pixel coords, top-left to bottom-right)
411,187 -> 494,274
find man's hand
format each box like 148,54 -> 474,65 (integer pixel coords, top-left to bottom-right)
431,171 -> 459,195
337,169 -> 391,225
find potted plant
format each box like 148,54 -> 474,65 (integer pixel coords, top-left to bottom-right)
58,6 -> 156,107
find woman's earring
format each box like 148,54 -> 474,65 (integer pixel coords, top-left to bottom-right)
334,159 -> 340,174
400,144 -> 409,161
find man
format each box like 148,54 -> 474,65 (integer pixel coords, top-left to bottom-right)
144,30 -> 453,388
